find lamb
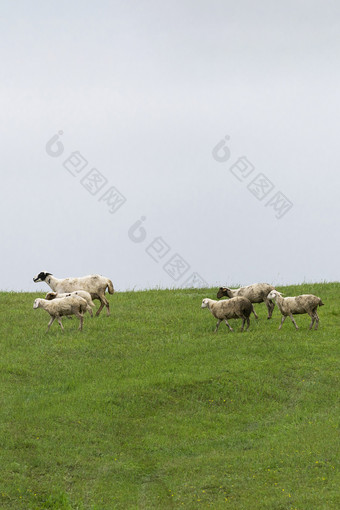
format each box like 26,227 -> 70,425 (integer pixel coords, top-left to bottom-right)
33,295 -> 88,331
33,272 -> 114,316
201,297 -> 253,332
217,283 -> 275,319
45,291 -> 95,317
267,289 -> 324,330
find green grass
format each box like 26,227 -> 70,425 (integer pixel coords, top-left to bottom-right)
0,282 -> 339,509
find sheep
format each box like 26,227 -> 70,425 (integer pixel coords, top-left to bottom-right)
45,291 -> 95,317
33,295 -> 88,331
33,272 -> 114,316
267,289 -> 324,330
201,297 -> 253,332
217,283 -> 275,319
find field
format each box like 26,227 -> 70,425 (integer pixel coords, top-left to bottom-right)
0,283 -> 339,509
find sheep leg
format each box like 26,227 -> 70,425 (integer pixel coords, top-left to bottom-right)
95,300 -> 105,316
311,311 -> 319,330
87,305 -> 93,318
266,299 -> 275,319
47,316 -> 55,331
251,305 -> 259,320
240,315 -> 250,332
74,311 -> 84,331
95,294 -> 110,317
308,312 -> 315,330
103,296 -> 110,316
278,315 -> 286,329
78,315 -> 84,331
224,319 -> 234,332
289,313 -> 299,330
214,319 -> 222,332
57,318 -> 64,331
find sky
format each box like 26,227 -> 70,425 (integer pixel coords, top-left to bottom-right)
1,0 -> 340,292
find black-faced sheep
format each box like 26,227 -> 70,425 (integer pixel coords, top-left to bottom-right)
33,272 -> 114,316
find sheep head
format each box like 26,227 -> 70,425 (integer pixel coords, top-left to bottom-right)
267,290 -> 282,300
33,272 -> 53,282
201,298 -> 210,309
217,287 -> 229,299
45,292 -> 57,300
33,299 -> 41,309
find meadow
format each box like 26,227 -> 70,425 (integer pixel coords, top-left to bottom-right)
0,282 -> 339,509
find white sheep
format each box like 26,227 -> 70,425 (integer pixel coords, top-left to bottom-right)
45,291 -> 95,317
217,283 -> 275,319
201,297 -> 253,332
33,272 -> 114,316
267,290 -> 324,330
33,295 -> 88,331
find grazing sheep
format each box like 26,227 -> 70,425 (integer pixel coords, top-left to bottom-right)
33,295 -> 88,331
45,291 -> 95,317
201,297 -> 253,332
33,272 -> 114,316
267,290 -> 324,330
217,283 -> 275,319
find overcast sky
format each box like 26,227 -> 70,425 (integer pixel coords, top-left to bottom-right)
1,0 -> 340,292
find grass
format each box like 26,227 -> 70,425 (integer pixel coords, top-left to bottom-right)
0,282 -> 339,509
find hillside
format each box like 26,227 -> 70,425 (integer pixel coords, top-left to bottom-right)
0,283 -> 339,509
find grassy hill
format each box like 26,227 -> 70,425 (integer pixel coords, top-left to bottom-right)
0,283 -> 339,509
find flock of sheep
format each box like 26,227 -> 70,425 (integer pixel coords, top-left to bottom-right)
201,283 -> 324,332
32,272 -> 114,331
32,272 -> 324,333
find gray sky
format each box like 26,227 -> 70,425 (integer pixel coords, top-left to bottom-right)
1,0 -> 340,292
